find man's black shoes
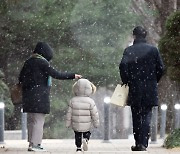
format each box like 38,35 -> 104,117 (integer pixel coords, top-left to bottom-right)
131,144 -> 147,151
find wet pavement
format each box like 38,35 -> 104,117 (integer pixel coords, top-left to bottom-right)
0,139 -> 179,154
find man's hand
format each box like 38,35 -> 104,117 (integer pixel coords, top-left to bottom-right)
75,74 -> 82,79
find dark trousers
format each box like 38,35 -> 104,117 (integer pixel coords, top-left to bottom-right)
74,131 -> 91,148
131,106 -> 153,148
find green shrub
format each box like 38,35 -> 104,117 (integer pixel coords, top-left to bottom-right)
159,11 -> 180,82
164,129 -> 180,148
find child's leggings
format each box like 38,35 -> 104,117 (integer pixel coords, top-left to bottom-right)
74,131 -> 91,148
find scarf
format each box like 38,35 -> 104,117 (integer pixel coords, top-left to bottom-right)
31,53 -> 52,86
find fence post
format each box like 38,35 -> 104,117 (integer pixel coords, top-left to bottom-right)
151,106 -> 158,143
174,104 -> 180,129
21,109 -> 27,139
103,97 -> 110,142
160,104 -> 167,139
0,102 -> 5,145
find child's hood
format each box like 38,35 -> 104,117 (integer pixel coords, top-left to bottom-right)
73,79 -> 96,97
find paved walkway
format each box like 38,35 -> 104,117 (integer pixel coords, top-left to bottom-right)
0,139 -> 179,154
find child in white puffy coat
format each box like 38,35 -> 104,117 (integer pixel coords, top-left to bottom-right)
66,79 -> 99,152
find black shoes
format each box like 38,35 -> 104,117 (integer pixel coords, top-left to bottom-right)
131,144 -> 147,151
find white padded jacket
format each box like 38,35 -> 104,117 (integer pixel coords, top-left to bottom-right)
66,79 -> 99,132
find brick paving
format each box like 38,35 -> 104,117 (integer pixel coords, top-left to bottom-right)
0,139 -> 180,154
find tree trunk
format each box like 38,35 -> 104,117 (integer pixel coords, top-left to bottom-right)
132,0 -> 180,39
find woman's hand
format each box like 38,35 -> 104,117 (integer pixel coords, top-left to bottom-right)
75,74 -> 82,79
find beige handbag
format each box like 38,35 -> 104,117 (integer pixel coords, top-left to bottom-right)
110,84 -> 129,107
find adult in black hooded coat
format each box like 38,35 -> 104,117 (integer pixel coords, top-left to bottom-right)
119,26 -> 164,151
19,42 -> 81,151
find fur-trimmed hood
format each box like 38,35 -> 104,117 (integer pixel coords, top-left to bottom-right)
73,79 -> 96,97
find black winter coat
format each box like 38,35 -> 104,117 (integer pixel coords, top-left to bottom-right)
119,38 -> 164,107
19,42 -> 75,114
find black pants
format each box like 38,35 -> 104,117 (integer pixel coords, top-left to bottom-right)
131,106 -> 153,148
74,131 -> 91,148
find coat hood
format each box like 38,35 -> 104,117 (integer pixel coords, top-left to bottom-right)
73,79 -> 96,97
33,42 -> 53,61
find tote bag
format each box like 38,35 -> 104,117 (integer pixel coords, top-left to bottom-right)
110,84 -> 129,107
10,83 -> 22,105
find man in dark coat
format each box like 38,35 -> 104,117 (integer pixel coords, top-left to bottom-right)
19,42 -> 81,151
119,26 -> 164,151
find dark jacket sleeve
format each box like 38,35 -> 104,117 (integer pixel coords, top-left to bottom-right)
18,61 -> 27,84
19,67 -> 24,83
154,48 -> 165,82
41,60 -> 75,80
119,49 -> 129,84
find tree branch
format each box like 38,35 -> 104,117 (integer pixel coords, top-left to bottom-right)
131,0 -> 161,44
